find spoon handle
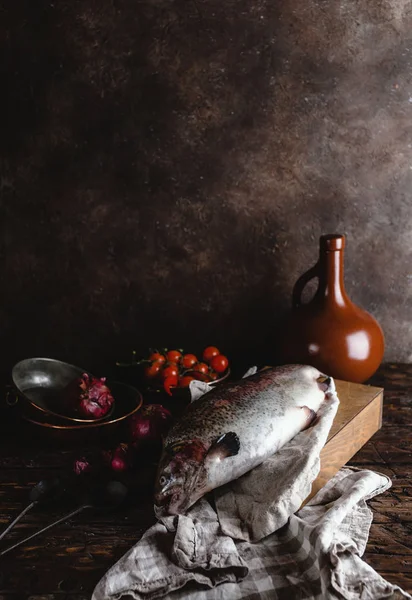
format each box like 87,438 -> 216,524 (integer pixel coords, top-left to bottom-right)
0,501 -> 36,542
0,504 -> 90,557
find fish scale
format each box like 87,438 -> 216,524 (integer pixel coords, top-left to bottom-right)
154,364 -> 333,517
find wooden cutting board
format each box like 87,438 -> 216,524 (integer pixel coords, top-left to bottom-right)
304,379 -> 383,502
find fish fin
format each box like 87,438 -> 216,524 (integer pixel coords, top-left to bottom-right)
301,406 -> 318,430
206,432 -> 240,462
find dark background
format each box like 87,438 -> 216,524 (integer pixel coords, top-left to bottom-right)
1,0 -> 412,379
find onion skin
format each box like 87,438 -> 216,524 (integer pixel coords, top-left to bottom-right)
110,445 -> 131,472
129,404 -> 172,444
73,458 -> 93,475
63,373 -> 115,419
102,443 -> 134,473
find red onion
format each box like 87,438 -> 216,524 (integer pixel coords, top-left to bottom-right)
103,443 -> 133,473
63,373 -> 114,419
73,457 -> 93,475
129,404 -> 172,443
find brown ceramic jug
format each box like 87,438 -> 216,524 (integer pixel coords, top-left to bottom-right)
279,234 -> 384,383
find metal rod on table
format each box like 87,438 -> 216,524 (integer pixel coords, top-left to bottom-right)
0,502 -> 36,542
0,504 -> 92,557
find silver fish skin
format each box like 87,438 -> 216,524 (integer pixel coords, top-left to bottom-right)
154,364 -> 333,518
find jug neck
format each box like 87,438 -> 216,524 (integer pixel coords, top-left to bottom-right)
316,235 -> 349,307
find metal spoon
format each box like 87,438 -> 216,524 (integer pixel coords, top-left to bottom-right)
0,480 -> 128,557
0,477 -> 63,542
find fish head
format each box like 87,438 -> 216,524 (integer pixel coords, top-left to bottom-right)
154,439 -> 209,518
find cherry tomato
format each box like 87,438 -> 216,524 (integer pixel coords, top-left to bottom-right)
202,346 -> 220,363
209,371 -> 219,381
144,360 -> 163,379
149,352 -> 166,364
186,371 -> 210,383
188,371 -> 211,383
164,375 -> 178,396
162,365 -> 179,381
210,354 -> 229,374
193,362 -> 209,375
166,350 -> 182,364
178,375 -> 196,388
182,354 -> 198,369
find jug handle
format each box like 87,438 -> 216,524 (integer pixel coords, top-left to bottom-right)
292,263 -> 319,308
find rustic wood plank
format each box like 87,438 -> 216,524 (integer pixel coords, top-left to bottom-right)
355,427 -> 412,465
367,523 -> 412,555
379,390 -> 412,426
364,554 -> 412,573
368,363 -> 412,391
369,572 -> 412,592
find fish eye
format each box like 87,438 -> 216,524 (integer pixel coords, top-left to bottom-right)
159,475 -> 168,487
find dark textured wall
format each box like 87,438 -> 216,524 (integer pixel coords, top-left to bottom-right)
1,0 -> 412,377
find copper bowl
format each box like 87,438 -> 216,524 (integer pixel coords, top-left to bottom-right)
20,381 -> 142,445
11,358 -> 143,445
12,358 -> 118,423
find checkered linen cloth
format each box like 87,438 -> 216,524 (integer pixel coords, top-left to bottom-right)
93,468 -> 410,600
93,374 -> 411,600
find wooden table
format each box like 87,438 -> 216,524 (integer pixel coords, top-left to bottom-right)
0,363 -> 411,598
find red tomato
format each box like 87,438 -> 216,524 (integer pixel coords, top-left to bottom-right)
193,362 -> 209,375
166,350 -> 182,364
182,354 -> 198,369
162,365 -> 179,380
210,354 -> 229,374
192,372 -> 212,383
144,360 -> 163,379
184,370 -> 211,383
163,375 -> 178,396
209,371 -> 219,381
149,352 -> 166,364
178,375 -> 196,388
202,346 -> 220,363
